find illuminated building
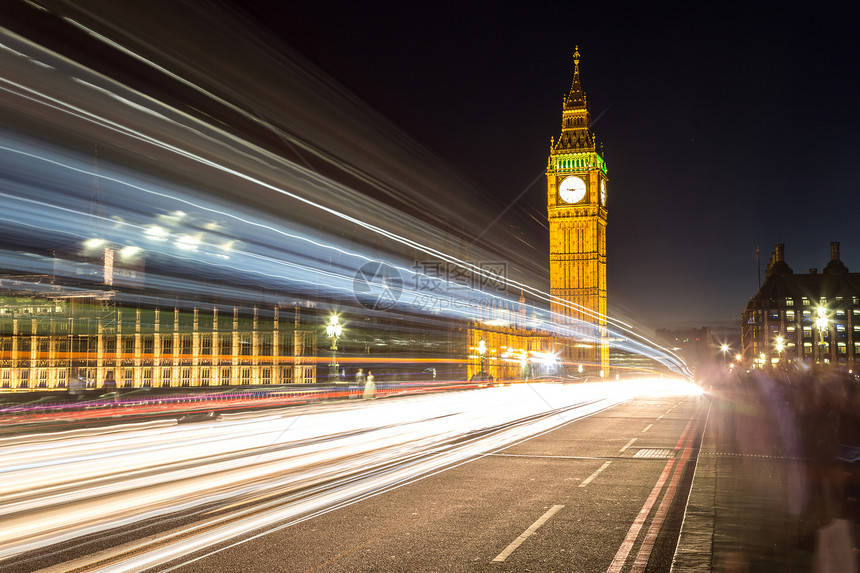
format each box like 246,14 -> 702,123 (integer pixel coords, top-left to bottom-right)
741,242 -> 860,368
0,280 -> 317,392
467,292 -> 556,381
546,47 -> 608,375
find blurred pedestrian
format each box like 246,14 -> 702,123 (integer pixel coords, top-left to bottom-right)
355,368 -> 365,386
363,370 -> 376,399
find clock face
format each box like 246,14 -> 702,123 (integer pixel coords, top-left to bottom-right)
600,180 -> 607,206
558,176 -> 586,204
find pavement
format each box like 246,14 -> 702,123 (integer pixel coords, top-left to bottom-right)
672,377 -> 859,572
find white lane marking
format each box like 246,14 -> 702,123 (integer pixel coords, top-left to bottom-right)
492,504 -> 564,562
618,438 -> 637,454
657,414 -> 664,420
579,461 -> 612,488
641,424 -> 653,433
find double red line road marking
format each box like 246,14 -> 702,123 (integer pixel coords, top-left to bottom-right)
606,413 -> 701,573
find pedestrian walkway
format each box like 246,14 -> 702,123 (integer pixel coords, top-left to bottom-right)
672,371 -> 859,572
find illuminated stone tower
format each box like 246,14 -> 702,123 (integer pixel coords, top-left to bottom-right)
546,47 -> 608,376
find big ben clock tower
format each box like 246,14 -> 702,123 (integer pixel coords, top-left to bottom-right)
547,47 -> 609,377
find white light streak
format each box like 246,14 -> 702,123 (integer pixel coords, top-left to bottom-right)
0,381 -> 688,566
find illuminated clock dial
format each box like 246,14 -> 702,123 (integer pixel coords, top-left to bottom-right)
600,180 -> 607,206
558,176 -> 586,204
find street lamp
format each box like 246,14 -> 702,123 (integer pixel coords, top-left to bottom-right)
326,314 -> 342,383
720,343 -> 729,365
815,306 -> 829,362
775,336 -> 784,357
478,339 -> 487,378
815,306 -> 828,332
520,350 -> 529,380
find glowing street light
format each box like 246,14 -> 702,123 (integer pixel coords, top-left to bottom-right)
144,225 -> 168,241
118,245 -> 142,260
326,314 -> 342,383
326,314 -> 343,348
720,343 -> 729,365
478,339 -> 487,377
175,234 -> 200,252
82,238 -> 107,250
815,306 -> 829,363
815,306 -> 828,332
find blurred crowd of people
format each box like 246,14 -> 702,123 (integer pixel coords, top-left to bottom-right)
705,363 -> 860,567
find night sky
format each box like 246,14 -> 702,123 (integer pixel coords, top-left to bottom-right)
4,1 -> 859,343
233,1 -> 860,336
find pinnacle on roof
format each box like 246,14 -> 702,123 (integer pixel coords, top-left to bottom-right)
564,46 -> 587,109
552,46 -> 595,153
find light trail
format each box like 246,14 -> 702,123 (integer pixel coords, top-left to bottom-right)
0,379 -> 700,570
0,6 -> 703,571
0,11 -> 704,570
0,5 -> 692,375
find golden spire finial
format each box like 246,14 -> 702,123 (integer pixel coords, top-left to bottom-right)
573,46 -> 581,67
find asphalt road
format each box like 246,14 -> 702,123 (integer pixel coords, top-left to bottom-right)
3,384 -> 703,573
165,394 -> 703,572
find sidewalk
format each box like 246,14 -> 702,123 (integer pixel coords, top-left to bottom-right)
672,376 -> 858,572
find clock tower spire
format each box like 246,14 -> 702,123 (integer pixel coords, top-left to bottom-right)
565,46 -> 587,109
547,47 -> 609,377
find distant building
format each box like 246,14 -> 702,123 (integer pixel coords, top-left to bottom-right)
655,327 -> 715,374
466,291 -> 557,381
0,277 -> 317,392
741,242 -> 860,369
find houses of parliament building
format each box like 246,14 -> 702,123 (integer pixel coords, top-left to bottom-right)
0,265 -> 318,391
1,49 -> 616,392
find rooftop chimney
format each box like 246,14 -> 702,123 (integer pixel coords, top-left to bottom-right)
764,242 -> 793,278
824,241 -> 849,274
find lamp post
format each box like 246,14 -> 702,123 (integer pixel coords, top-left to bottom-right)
519,350 -> 529,381
326,314 -> 342,383
775,336 -> 784,363
815,306 -> 828,363
478,339 -> 486,379
720,343 -> 729,366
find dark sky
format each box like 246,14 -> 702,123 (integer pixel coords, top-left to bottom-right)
230,1 -> 860,335
13,0 -> 854,338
